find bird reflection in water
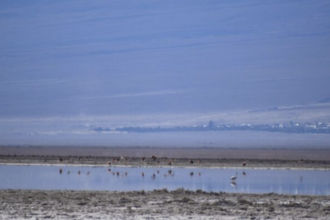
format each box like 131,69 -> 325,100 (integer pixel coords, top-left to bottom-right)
230,181 -> 237,190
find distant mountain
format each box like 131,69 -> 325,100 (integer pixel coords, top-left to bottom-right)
91,120 -> 330,134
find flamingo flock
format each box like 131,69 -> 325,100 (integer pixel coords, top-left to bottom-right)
57,156 -> 251,188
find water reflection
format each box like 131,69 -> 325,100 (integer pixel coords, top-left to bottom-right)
0,165 -> 329,195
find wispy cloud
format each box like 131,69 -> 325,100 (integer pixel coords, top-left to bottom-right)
62,89 -> 184,101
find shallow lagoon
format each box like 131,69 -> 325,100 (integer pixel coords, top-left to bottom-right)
1,165 -> 329,195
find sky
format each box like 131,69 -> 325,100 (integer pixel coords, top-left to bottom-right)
1,0 -> 330,147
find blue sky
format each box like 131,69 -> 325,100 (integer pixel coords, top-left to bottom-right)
1,0 -> 330,147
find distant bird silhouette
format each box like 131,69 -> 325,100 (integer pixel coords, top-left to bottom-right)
242,161 -> 247,166
190,160 -> 194,164
59,157 -> 63,162
151,155 -> 157,161
59,168 -> 63,174
190,172 -> 194,176
242,171 -> 246,176
168,161 -> 172,166
141,172 -> 145,177
231,172 -> 238,181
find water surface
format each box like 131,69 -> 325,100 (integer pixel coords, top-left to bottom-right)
1,165 -> 329,195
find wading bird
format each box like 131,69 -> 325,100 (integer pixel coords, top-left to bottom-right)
231,172 -> 238,181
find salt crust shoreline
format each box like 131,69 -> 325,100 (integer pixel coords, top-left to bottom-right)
1,188 -> 329,220
1,162 -> 329,171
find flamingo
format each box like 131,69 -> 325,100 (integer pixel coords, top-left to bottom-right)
151,155 -> 157,161
231,172 -> 238,181
242,161 -> 247,166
